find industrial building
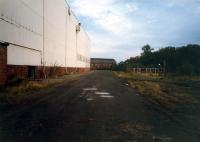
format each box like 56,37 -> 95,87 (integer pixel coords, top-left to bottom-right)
0,0 -> 91,86
91,58 -> 116,70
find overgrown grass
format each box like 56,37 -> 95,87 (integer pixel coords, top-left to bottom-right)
114,71 -> 199,113
0,74 -> 83,105
115,71 -> 200,82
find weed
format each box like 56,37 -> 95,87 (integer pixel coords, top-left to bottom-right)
114,71 -> 199,113
0,74 -> 83,105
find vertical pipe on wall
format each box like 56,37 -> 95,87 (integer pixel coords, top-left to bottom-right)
75,23 -> 81,71
42,0 -> 45,65
66,7 -> 71,71
68,15 -> 70,70
76,23 -> 79,71
65,9 -> 67,68
76,29 -> 77,71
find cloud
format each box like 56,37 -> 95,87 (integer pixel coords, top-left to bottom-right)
68,0 -> 200,62
69,0 -> 139,36
68,0 -> 145,61
166,0 -> 200,11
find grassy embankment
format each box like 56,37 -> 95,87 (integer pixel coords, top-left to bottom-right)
0,74 -> 84,105
114,71 -> 200,114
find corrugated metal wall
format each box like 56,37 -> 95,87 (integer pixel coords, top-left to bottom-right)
0,0 -> 90,68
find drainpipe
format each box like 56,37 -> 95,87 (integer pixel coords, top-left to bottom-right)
42,0 -> 45,66
76,23 -> 81,72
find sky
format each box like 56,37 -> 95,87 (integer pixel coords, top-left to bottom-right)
68,0 -> 200,62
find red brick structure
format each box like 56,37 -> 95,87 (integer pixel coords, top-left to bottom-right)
4,65 -> 90,85
0,43 -> 8,86
7,65 -> 29,80
91,58 -> 116,70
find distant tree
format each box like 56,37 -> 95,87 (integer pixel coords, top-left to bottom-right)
176,63 -> 194,76
115,44 -> 200,75
141,44 -> 154,56
140,45 -> 155,66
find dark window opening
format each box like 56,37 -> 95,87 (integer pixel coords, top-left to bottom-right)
28,66 -> 36,80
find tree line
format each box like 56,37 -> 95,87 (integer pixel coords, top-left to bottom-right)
114,44 -> 200,75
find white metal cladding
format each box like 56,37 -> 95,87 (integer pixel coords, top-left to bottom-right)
65,8 -> 77,68
77,27 -> 91,68
0,0 -> 91,68
44,0 -> 66,67
7,44 -> 42,66
0,0 -> 43,52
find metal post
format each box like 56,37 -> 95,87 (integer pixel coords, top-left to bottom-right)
42,0 -> 45,65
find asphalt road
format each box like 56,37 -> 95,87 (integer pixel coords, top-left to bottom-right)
0,71 -> 199,142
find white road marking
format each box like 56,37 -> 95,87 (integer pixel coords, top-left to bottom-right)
135,93 -> 140,96
81,87 -> 98,95
87,98 -> 94,101
152,136 -> 172,142
100,95 -> 114,98
95,92 -> 110,95
82,88 -> 114,100
81,90 -> 86,95
83,88 -> 98,91
95,92 -> 114,98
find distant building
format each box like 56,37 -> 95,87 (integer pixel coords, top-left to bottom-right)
91,58 -> 116,70
0,0 -> 91,86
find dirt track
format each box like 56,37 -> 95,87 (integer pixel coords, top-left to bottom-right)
0,71 -> 200,142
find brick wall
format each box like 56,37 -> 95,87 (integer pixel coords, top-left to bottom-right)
7,65 -> 29,80
7,65 -> 44,81
3,64 -> 90,85
66,67 -> 90,74
34,66 -> 90,78
0,44 -> 7,86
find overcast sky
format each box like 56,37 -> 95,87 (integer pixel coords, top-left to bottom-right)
68,0 -> 200,62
